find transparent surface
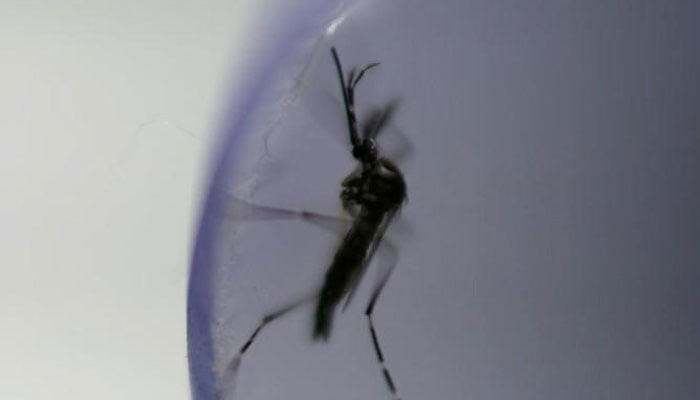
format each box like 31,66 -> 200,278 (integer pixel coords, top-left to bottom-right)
189,2 -> 700,399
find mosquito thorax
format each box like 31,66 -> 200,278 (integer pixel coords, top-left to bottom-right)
352,138 -> 378,163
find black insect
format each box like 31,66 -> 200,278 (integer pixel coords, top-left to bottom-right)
225,47 -> 408,399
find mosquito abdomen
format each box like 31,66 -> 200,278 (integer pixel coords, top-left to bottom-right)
313,212 -> 383,340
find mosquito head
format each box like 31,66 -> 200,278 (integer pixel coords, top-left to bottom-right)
352,137 -> 378,163
331,47 -> 381,150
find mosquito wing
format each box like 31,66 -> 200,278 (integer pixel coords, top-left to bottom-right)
360,100 -> 413,164
361,100 -> 399,139
222,193 -> 351,236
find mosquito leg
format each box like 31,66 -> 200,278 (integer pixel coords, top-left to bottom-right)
364,238 -> 402,400
366,299 -> 401,400
221,194 -> 351,394
222,294 -> 316,395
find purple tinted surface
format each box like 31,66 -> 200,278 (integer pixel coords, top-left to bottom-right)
187,2 -> 351,399
191,1 -> 700,399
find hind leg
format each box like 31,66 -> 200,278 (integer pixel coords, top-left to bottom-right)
364,238 -> 402,400
220,195 -> 350,396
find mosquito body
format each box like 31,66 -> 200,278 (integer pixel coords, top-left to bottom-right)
314,48 -> 407,340
226,47 -> 407,399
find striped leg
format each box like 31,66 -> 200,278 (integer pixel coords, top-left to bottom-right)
221,295 -> 315,397
365,239 -> 402,400
220,195 -> 350,397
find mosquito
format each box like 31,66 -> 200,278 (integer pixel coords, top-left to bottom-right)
224,47 -> 408,399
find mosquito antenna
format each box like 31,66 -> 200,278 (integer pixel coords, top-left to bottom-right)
347,68 -> 357,90
331,47 -> 360,148
351,62 -> 380,89
348,63 -> 380,121
346,68 -> 357,109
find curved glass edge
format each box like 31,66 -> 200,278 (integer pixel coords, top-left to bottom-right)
186,1 -> 359,399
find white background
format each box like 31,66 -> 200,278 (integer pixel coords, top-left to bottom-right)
1,2 -> 258,398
